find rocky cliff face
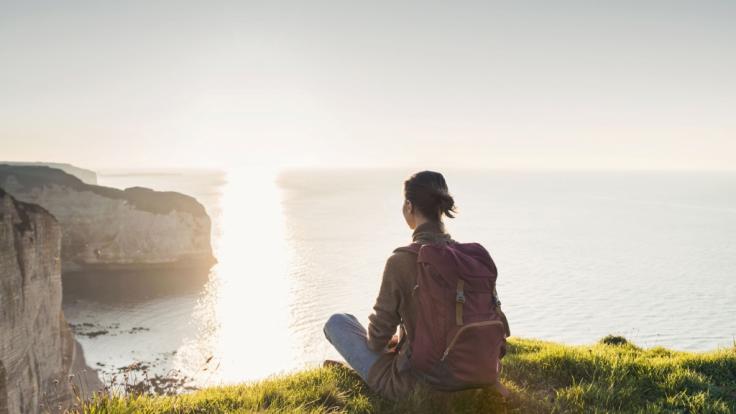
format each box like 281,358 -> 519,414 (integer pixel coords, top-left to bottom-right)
0,165 -> 215,272
0,188 -> 101,414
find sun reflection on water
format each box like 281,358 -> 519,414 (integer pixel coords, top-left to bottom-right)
175,167 -> 297,386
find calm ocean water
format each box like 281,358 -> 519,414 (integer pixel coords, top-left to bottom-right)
62,168 -> 736,388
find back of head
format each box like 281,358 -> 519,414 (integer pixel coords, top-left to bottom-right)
404,170 -> 457,222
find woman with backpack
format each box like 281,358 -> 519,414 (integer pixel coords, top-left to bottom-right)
323,170 -> 510,401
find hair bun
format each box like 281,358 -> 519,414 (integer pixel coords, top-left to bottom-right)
436,190 -> 456,218
404,170 -> 458,220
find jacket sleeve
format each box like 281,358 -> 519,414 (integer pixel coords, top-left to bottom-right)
366,253 -> 403,352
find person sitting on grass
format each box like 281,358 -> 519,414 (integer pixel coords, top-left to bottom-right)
323,170 -> 510,401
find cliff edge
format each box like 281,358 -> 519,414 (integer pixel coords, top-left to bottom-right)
0,188 -> 102,414
0,165 -> 215,273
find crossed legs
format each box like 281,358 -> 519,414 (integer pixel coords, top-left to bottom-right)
323,313 -> 381,382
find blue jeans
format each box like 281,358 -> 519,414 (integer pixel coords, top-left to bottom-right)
323,313 -> 382,382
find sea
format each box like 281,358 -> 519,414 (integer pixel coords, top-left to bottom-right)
61,167 -> 736,389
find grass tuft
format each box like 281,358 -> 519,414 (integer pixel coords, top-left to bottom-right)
599,335 -> 632,347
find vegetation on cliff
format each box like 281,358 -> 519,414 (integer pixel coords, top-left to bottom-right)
74,336 -> 736,413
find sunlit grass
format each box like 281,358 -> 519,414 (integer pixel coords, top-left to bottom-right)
72,336 -> 736,413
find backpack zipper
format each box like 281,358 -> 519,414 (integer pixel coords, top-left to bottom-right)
440,320 -> 504,361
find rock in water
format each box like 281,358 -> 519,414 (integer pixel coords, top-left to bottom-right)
0,188 -> 102,414
0,165 -> 215,273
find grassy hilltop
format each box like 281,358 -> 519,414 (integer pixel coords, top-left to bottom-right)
75,336 -> 736,413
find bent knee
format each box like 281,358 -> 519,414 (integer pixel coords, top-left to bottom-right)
323,312 -> 352,338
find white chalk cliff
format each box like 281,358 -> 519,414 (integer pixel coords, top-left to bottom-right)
0,188 -> 101,414
0,165 -> 215,272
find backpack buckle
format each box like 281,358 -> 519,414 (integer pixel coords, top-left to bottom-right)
456,280 -> 465,325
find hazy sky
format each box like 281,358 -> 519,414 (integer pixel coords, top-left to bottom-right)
1,1 -> 734,170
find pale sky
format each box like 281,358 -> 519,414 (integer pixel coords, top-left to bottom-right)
1,1 -> 734,170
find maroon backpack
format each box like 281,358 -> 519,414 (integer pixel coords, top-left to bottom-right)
393,241 -> 510,391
